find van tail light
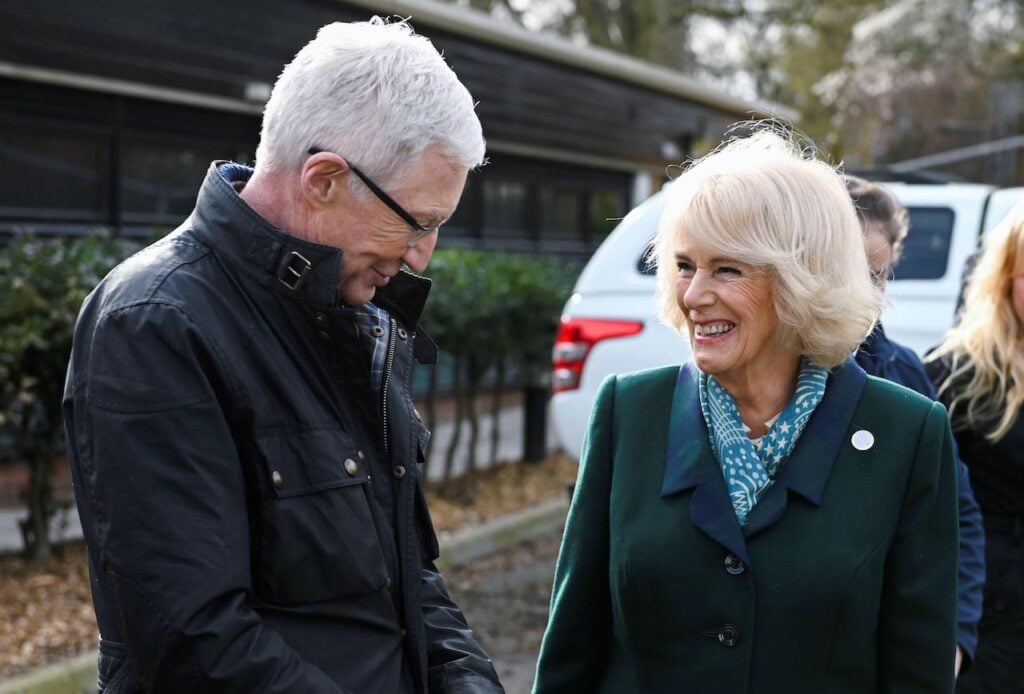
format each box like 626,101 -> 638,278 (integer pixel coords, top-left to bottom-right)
552,317 -> 644,393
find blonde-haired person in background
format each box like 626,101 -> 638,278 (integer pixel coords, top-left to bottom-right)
533,129 -> 959,693
847,175 -> 985,677
926,204 -> 1024,694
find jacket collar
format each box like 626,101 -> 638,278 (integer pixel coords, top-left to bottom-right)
661,357 -> 867,562
188,161 -> 433,327
857,323 -> 895,367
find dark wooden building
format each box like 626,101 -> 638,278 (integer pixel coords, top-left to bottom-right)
0,0 -> 785,254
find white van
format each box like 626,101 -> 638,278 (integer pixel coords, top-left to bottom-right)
550,180 -> 1024,459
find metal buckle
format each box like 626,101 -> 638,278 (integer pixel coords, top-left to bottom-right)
277,251 -> 312,290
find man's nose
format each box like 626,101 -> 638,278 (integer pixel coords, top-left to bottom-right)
402,233 -> 438,273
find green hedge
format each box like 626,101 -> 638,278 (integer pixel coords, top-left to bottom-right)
420,248 -> 581,476
1,234 -> 140,558
0,237 -> 579,556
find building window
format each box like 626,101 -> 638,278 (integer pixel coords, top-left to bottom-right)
444,175 -> 478,238
539,187 -> 582,240
0,128 -> 105,220
482,179 -> 530,238
589,189 -> 627,241
121,140 -> 231,222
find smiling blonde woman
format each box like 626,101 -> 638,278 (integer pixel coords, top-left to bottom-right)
533,129 -> 959,693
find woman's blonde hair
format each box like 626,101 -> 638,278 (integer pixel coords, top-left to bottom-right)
927,205 -> 1024,442
653,128 -> 883,368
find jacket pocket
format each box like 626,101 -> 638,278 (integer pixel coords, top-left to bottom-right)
255,428 -> 389,603
96,638 -> 140,693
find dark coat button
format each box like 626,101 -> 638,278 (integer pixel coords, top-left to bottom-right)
314,312 -> 327,325
318,330 -> 330,342
393,465 -> 407,479
724,553 -> 746,575
718,624 -> 740,647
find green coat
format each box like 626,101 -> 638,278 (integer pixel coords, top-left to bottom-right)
534,359 -> 958,693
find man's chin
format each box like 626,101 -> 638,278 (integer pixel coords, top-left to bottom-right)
338,285 -> 376,307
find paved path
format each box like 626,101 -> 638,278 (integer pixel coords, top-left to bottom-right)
0,506 -> 82,555
0,404 -> 553,553
446,531 -> 561,693
424,405 -> 539,482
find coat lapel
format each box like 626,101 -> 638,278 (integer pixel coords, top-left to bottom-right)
661,359 -> 870,556
743,357 -> 868,539
661,363 -> 751,565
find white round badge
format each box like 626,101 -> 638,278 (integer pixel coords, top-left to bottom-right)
851,430 -> 875,451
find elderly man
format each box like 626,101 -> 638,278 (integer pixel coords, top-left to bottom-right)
63,19 -> 502,693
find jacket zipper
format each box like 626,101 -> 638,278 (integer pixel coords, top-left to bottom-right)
381,317 -> 398,458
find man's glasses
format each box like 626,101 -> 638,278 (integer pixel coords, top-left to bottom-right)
307,147 -> 439,247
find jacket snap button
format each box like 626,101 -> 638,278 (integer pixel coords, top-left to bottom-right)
357,450 -> 365,461
314,312 -> 326,325
318,330 -> 330,342
344,458 -> 359,476
370,325 -> 385,338
393,465 -> 407,479
385,576 -> 392,590
724,553 -> 745,575
397,327 -> 408,340
400,628 -> 407,638
718,624 -> 740,647
271,470 -> 283,488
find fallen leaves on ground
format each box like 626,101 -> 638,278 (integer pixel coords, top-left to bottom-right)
0,453 -> 578,680
424,453 -> 577,537
0,542 -> 96,679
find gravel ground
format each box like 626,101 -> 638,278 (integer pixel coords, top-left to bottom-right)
0,542 -> 96,679
446,531 -> 562,694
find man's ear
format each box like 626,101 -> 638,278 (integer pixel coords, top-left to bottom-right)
300,153 -> 349,208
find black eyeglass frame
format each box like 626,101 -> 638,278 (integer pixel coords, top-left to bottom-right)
307,147 -> 439,247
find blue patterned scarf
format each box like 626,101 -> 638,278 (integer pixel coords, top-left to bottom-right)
698,358 -> 829,525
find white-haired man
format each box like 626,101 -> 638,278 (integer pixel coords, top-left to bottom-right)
63,19 -> 503,693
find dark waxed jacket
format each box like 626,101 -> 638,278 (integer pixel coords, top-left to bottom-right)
63,162 -> 502,694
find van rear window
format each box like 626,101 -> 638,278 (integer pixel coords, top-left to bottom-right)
895,207 -> 955,281
636,239 -> 657,275
635,206 -> 955,281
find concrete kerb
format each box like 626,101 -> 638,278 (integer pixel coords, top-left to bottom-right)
0,652 -> 95,694
436,496 -> 568,571
0,497 -> 570,693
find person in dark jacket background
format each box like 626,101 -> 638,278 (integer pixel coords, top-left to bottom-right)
63,18 -> 502,694
848,175 -> 985,675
